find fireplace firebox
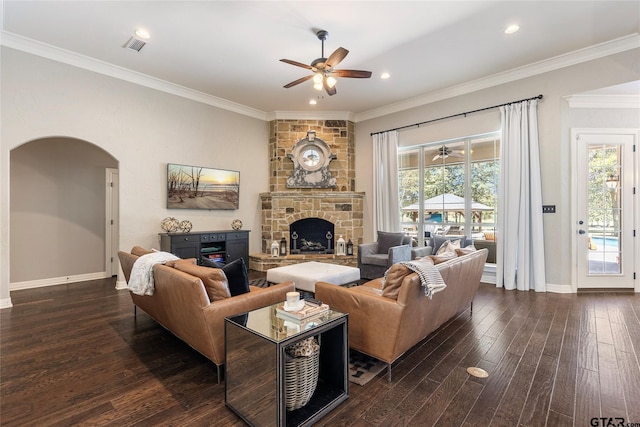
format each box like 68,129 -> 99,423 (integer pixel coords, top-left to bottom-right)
290,218 -> 335,254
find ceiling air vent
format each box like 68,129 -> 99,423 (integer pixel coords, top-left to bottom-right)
124,36 -> 146,52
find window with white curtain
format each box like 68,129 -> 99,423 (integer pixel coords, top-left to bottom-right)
398,132 -> 500,262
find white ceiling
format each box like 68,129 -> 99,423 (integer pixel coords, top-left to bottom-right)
2,1 -> 639,118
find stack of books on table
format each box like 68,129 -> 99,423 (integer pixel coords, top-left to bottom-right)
275,300 -> 330,323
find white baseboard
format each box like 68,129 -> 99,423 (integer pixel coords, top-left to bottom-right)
115,280 -> 128,290
0,298 -> 13,309
10,272 -> 107,291
546,283 -> 574,293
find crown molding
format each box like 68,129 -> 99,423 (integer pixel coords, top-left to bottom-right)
266,111 -> 355,121
565,94 -> 640,109
0,31 -> 270,121
355,33 -> 640,122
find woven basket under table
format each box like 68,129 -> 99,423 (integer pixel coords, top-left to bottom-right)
284,346 -> 320,411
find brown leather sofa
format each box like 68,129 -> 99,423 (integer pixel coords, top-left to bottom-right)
316,248 -> 488,380
118,248 -> 294,381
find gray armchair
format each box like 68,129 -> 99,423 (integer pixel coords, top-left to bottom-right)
357,231 -> 433,279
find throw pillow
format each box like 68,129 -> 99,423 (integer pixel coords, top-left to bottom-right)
456,245 -> 477,256
436,239 -> 461,255
381,263 -> 411,300
222,258 -> 250,297
131,246 -> 153,257
173,262 -> 231,302
431,235 -> 471,254
429,251 -> 458,264
377,231 -> 406,254
165,258 -> 197,268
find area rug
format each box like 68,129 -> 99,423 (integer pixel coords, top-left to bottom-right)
248,277 -> 268,288
349,350 -> 386,386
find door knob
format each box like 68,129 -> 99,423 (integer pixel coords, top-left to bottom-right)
578,229 -> 586,235
578,220 -> 584,225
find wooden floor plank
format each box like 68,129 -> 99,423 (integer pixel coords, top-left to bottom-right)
2,279 -> 640,427
575,367 -> 601,427
549,311 -> 580,417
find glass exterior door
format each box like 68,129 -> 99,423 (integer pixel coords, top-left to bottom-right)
575,132 -> 635,289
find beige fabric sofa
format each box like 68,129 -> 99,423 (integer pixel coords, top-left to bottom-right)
316,248 -> 488,380
118,247 -> 294,381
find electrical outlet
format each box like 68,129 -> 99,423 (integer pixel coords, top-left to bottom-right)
542,205 -> 556,213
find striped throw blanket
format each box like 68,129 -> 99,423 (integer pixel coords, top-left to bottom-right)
387,260 -> 447,299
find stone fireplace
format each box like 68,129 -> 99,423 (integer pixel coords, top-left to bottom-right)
249,119 -> 364,271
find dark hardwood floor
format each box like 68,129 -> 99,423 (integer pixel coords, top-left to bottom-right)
2,276 -> 639,426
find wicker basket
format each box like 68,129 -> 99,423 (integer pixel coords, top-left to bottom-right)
284,341 -> 320,411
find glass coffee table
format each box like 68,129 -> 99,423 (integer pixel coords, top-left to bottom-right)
225,303 -> 349,427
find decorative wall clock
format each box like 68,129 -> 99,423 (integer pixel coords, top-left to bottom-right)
287,132 -> 336,188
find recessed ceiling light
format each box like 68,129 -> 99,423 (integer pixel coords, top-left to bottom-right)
135,29 -> 151,39
504,24 -> 520,34
381,72 -> 390,80
309,99 -> 317,105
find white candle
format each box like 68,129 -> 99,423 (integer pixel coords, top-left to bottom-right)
286,291 -> 300,305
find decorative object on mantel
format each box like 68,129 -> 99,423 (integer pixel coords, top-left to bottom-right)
287,131 -> 337,188
347,239 -> 354,256
336,235 -> 346,256
179,220 -> 193,233
325,231 -> 333,253
231,219 -> 243,230
271,241 -> 280,257
160,217 -> 180,232
280,237 -> 287,256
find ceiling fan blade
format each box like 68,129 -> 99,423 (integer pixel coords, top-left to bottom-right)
326,47 -> 348,68
280,59 -> 313,70
332,69 -> 372,78
283,75 -> 313,88
324,79 -> 337,96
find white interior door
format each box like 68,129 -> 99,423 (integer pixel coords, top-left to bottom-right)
105,168 -> 119,277
573,129 -> 636,289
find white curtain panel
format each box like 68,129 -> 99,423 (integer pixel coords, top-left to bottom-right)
497,99 -> 546,291
372,131 -> 400,235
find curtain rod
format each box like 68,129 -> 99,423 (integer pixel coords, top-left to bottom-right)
370,94 -> 543,136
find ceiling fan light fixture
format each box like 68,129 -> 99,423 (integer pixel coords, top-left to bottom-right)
313,82 -> 323,91
313,73 -> 324,84
326,76 -> 337,88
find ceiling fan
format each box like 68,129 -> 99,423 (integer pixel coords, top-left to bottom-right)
280,30 -> 372,96
431,146 -> 464,161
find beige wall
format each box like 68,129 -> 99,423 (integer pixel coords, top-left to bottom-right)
355,48 -> 640,290
1,47 -> 269,303
10,138 -> 117,282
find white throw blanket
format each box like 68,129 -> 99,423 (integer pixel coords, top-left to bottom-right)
388,260 -> 447,299
128,251 -> 179,296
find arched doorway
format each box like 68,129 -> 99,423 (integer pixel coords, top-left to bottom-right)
10,137 -> 118,289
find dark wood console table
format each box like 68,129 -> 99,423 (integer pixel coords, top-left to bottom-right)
159,230 -> 249,265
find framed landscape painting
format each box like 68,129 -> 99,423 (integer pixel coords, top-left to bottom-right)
167,163 -> 239,210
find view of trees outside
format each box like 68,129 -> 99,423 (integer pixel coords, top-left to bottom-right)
586,144 -> 622,274
398,134 -> 500,244
587,145 -> 621,234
